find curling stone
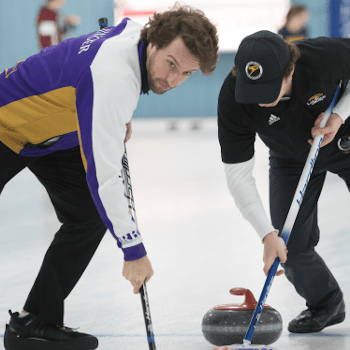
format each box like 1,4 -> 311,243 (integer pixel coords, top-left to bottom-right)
202,288 -> 282,346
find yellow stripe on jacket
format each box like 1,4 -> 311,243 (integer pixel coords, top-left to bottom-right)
0,86 -> 78,154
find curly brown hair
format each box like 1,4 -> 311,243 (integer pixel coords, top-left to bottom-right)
231,41 -> 300,78
140,2 -> 219,76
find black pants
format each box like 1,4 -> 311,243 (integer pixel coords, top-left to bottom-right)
270,137 -> 350,310
0,142 -> 107,326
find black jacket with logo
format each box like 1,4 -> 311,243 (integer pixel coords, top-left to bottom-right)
218,36 -> 350,164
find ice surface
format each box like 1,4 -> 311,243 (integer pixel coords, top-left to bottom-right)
0,118 -> 349,350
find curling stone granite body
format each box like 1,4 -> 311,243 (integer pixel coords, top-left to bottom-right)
202,288 -> 283,346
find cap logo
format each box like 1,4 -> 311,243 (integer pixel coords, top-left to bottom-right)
245,61 -> 263,80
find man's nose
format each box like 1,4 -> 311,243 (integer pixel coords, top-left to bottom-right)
167,71 -> 181,88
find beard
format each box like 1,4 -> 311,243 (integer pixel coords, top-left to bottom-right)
149,78 -> 169,95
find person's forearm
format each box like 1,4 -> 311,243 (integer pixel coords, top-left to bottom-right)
224,157 -> 275,240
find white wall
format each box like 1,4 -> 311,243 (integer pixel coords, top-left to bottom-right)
114,0 -> 290,51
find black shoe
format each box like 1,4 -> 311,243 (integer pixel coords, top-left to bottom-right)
288,299 -> 346,333
4,310 -> 98,350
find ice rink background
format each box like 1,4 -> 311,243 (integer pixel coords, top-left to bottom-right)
0,117 -> 349,349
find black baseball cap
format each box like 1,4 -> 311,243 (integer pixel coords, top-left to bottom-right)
234,30 -> 291,104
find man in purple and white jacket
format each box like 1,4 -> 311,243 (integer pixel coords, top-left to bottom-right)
0,4 -> 218,350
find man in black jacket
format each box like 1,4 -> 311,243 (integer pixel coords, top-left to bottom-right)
218,30 -> 350,333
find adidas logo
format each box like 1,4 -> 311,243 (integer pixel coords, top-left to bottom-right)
268,114 -> 280,125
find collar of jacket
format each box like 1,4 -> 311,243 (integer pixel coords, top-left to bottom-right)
138,38 -> 150,95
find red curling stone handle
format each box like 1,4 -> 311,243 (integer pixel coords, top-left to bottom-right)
230,288 -> 258,309
214,288 -> 270,311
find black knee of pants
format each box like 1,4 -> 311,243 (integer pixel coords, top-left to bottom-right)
23,216 -> 106,326
281,251 -> 342,308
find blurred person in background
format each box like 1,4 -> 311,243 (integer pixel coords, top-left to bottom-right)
37,0 -> 81,50
2,3 -> 218,350
278,4 -> 309,42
